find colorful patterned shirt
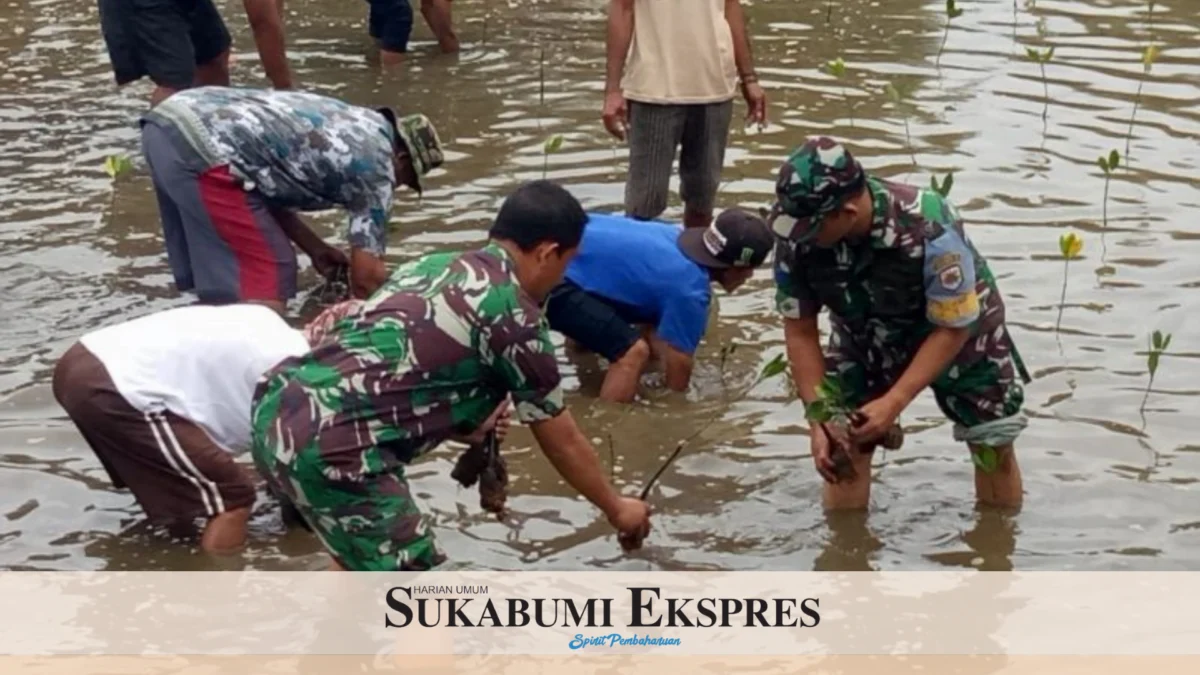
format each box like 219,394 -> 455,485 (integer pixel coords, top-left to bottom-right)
251,243 -> 565,476
143,86 -> 398,256
774,176 -> 1008,363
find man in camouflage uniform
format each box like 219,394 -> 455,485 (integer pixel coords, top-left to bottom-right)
140,86 -> 445,313
770,136 -> 1031,510
250,180 -> 653,571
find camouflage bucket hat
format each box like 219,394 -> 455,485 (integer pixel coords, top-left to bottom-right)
386,111 -> 445,195
770,136 -> 866,243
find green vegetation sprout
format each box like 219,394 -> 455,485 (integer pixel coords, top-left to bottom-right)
1141,330 -> 1171,413
930,172 -> 954,198
1125,44 -> 1159,162
936,0 -> 964,69
824,57 -> 854,128
1055,231 -> 1082,333
885,81 -> 918,168
103,155 -> 133,180
542,134 -> 563,179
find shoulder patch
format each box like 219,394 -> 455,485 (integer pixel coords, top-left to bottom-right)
938,263 -> 965,291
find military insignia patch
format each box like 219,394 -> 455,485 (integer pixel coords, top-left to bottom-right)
938,264 -> 964,291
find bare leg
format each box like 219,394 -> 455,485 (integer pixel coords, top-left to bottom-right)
200,506 -> 250,554
599,338 -> 651,403
380,47 -> 405,67
823,447 -> 872,511
420,0 -> 459,54
971,443 -> 1023,509
193,50 -> 231,87
327,559 -> 346,571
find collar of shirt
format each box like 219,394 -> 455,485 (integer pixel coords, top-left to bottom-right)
865,175 -> 903,250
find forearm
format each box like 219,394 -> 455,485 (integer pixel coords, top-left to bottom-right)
245,0 -> 294,89
784,318 -> 826,407
605,0 -> 634,93
532,412 -> 621,515
887,326 -> 971,406
273,208 -> 326,257
662,348 -> 693,392
724,0 -> 756,76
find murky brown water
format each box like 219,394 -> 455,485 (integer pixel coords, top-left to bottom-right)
1,0 -> 1198,572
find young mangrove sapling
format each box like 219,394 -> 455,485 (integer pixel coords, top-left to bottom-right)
824,57 -> 853,128
936,0 -> 964,70
1055,231 -> 1082,333
1125,44 -> 1159,162
542,133 -> 563,179
885,81 -> 918,168
930,172 -> 955,198
103,155 -> 133,181
1141,330 -> 1171,413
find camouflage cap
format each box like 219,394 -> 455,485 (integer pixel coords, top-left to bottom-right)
380,108 -> 445,195
769,136 -> 866,243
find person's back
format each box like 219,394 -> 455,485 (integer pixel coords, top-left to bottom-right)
256,242 -> 558,470
565,213 -> 712,353
79,303 -> 309,452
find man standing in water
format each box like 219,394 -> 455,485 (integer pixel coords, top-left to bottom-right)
602,0 -> 767,229
98,0 -> 295,107
771,137 -> 1031,510
251,181 -> 653,571
139,86 -> 444,313
366,0 -> 459,66
543,209 -> 775,402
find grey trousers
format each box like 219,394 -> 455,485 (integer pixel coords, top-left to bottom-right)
623,99 -> 734,221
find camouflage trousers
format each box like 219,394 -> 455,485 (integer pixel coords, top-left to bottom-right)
827,320 -> 1032,443
250,390 -> 446,571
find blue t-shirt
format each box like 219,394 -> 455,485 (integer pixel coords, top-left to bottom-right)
565,214 -> 712,354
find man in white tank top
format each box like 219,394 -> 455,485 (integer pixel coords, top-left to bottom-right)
51,301 -> 360,555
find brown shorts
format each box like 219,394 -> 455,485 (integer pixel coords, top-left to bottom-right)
52,342 -> 256,522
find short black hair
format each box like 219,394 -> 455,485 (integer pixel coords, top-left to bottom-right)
489,180 -> 588,252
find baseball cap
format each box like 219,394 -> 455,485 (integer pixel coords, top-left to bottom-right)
378,107 -> 444,195
769,136 -> 866,243
677,208 -> 775,269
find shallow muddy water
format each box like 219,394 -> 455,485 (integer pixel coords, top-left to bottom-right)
1,0 -> 1198,571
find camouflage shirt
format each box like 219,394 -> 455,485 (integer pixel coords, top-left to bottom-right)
252,242 -> 565,475
143,86 -> 398,255
774,176 -> 1007,362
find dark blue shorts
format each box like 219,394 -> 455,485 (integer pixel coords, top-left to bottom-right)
367,0 -> 414,53
98,0 -> 232,89
543,280 -> 645,363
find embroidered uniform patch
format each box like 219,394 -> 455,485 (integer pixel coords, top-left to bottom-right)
938,263 -> 964,291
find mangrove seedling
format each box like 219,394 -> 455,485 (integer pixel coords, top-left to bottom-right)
1025,45 -> 1054,120
1125,44 -> 1159,161
542,134 -> 563,179
824,57 -> 854,127
885,81 -> 918,167
930,172 -> 954,198
1140,330 -> 1171,413
1055,231 -> 1082,333
936,0 -> 964,69
1098,149 -> 1119,231
538,46 -> 546,107
103,154 -> 133,180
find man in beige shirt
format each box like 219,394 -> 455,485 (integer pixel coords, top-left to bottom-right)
603,0 -> 767,230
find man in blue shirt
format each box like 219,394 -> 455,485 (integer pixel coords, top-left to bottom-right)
543,209 -> 774,402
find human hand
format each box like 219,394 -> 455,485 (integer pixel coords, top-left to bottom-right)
606,496 -> 652,551
741,80 -> 767,128
311,245 -> 349,280
810,422 -> 838,484
850,393 -> 906,446
461,399 -> 512,445
602,90 -> 628,141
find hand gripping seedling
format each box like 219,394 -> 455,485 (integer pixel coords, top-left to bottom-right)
805,374 -> 904,481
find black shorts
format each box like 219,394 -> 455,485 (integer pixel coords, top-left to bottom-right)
367,0 -> 415,53
98,0 -> 232,89
543,280 -> 645,363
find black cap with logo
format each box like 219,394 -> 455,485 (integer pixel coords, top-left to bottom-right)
677,208 -> 775,269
